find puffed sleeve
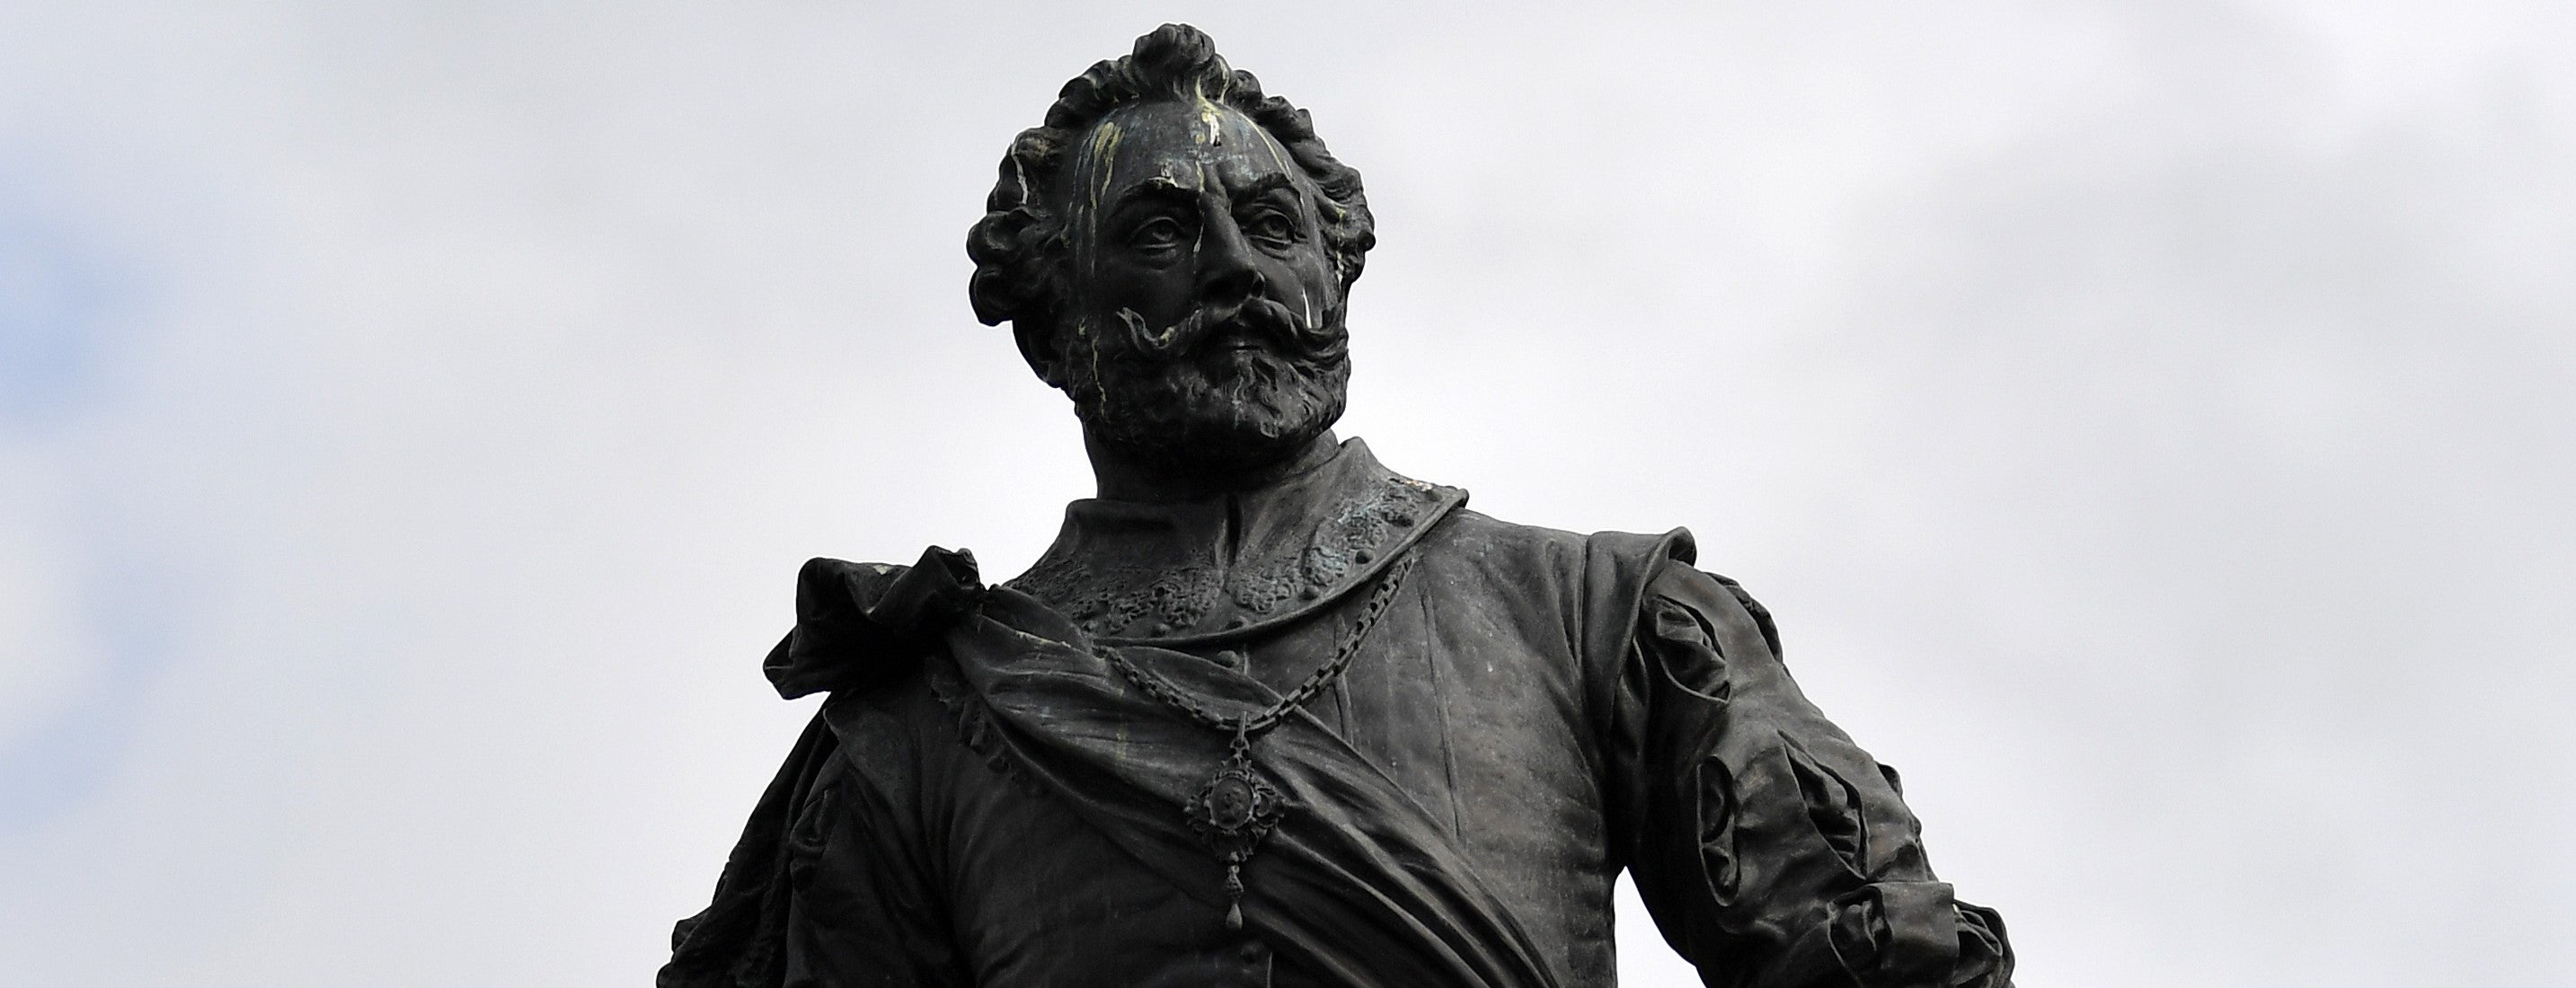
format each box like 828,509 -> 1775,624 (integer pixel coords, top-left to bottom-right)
1604,560 -> 2014,987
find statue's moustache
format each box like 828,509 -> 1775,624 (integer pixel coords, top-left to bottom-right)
1112,295 -> 1346,364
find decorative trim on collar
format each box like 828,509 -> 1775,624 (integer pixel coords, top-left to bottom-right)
1004,440 -> 1465,646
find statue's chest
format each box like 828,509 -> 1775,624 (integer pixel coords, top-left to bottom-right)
924,541 -> 1617,985
1206,561 -> 1606,860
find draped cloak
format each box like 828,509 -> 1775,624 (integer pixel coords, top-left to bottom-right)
661,439 -> 2014,987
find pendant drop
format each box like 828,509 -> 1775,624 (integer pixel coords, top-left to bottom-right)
1222,863 -> 1247,931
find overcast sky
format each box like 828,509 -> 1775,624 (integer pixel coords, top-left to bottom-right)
3,2 -> 2572,984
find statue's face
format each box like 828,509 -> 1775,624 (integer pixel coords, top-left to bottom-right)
1046,99 -> 1350,473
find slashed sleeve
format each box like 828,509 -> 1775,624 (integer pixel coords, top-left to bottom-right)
1603,558 -> 2014,987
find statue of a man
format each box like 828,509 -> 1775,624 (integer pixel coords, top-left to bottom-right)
663,24 -> 2013,987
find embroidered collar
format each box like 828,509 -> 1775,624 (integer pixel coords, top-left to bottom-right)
1004,438 -> 1466,646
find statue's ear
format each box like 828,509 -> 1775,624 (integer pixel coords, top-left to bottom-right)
1014,320 -> 1068,389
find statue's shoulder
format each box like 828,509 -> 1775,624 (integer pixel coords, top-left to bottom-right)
1421,507 -> 1695,583
1412,509 -> 1703,699
808,659 -> 981,782
1423,507 -> 1583,565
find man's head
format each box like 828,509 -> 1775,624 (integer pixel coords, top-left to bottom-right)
966,24 -> 1376,475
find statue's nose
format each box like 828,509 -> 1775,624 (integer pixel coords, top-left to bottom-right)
1197,221 -> 1267,306
1200,266 -> 1264,307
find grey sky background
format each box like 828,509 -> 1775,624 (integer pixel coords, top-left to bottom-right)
3,2 -> 2571,984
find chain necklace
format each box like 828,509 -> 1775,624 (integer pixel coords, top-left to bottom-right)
1099,549 -> 1417,931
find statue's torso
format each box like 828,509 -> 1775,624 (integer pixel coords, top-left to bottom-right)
806,448 -> 1631,986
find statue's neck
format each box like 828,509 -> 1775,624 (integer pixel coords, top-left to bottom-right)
1084,429 -> 1342,504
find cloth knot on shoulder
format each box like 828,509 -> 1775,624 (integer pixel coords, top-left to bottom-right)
764,546 -> 985,700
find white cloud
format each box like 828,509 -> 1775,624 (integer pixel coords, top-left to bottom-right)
0,465 -> 97,750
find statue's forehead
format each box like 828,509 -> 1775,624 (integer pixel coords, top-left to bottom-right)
1069,100 -> 1302,195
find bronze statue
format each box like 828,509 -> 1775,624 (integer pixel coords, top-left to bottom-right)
663,24 -> 2013,986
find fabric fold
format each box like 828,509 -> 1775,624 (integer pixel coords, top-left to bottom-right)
765,546 -> 984,700
746,543 -> 1567,986
941,585 -> 1567,988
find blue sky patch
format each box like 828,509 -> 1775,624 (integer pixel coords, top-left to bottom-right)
0,186 -> 120,428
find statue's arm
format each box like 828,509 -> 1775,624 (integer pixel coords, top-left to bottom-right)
1605,560 -> 2014,987
660,700 -> 971,988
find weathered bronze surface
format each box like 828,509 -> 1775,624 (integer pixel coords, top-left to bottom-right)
663,24 -> 2014,986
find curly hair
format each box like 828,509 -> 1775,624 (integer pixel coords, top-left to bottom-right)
964,24 -> 1376,345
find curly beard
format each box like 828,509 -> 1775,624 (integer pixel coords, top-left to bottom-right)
1058,295 -> 1350,474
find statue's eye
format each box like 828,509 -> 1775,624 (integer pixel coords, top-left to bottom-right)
1129,217 -> 1185,254
1243,210 -> 1298,249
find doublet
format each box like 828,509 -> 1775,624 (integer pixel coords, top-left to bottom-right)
663,439 -> 2013,987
